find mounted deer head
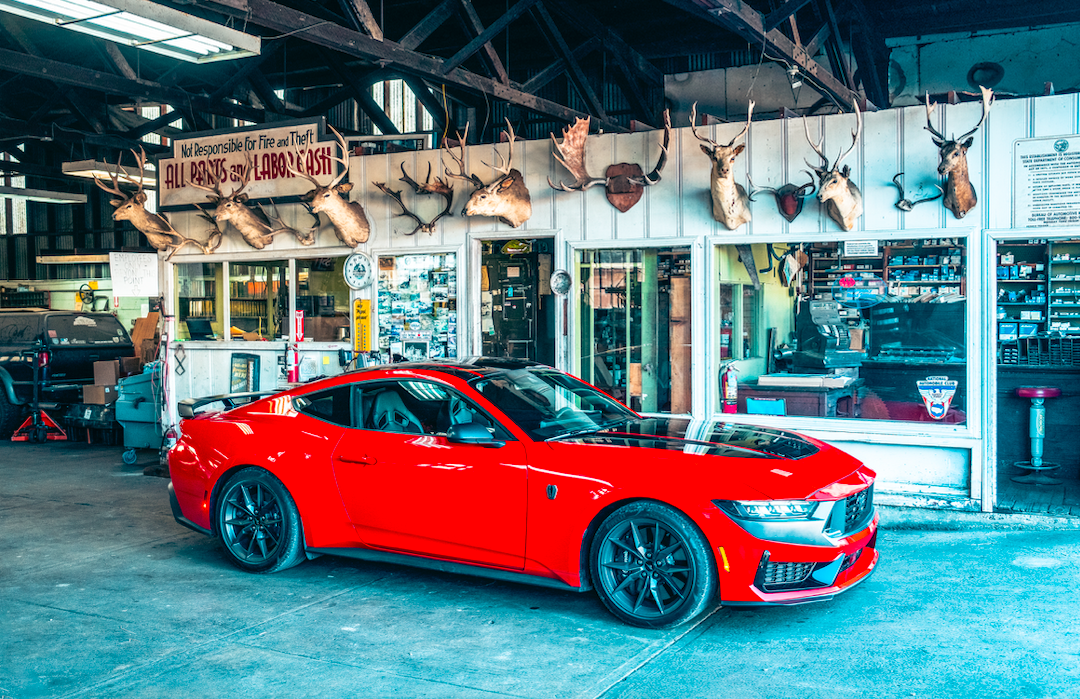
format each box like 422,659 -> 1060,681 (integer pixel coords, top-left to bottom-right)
374,162 -> 454,236
804,100 -> 864,231
747,172 -> 816,222
890,173 -> 943,212
95,146 -> 220,260
287,124 -> 370,248
548,110 -> 671,212
190,157 -> 312,249
690,101 -> 754,230
925,86 -> 994,219
443,119 -> 532,228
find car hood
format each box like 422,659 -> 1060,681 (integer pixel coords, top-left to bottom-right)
563,417 -> 868,500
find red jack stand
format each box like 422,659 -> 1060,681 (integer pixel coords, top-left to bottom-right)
12,409 -> 67,442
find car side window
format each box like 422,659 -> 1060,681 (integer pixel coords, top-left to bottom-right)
357,380 -> 506,438
293,385 -> 355,427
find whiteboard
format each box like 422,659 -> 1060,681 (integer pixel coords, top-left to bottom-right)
109,253 -> 159,297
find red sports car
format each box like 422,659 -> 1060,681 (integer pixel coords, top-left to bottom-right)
168,358 -> 878,629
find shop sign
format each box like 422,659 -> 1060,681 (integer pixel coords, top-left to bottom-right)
917,376 -> 958,420
1014,134 -> 1080,227
353,299 -> 371,352
158,119 -> 345,209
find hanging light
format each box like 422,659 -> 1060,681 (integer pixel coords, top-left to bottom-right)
0,0 -> 260,63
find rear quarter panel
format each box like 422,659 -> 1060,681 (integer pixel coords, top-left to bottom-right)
170,402 -> 358,548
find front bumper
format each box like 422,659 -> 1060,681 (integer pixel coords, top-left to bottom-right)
709,507 -> 880,606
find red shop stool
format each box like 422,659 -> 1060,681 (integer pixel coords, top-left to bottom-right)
1012,386 -> 1063,486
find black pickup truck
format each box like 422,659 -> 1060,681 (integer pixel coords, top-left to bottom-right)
0,310 -> 135,437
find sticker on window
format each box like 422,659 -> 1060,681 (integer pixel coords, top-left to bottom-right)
917,376 -> 958,420
73,317 -> 97,327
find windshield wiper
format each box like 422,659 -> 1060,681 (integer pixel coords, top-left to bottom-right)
544,417 -> 633,442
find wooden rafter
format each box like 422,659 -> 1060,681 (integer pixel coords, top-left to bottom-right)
660,0 -> 861,109
531,2 -> 607,121
398,0 -> 457,51
764,0 -> 814,33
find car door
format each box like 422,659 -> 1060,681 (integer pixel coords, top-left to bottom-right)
331,379 -> 528,570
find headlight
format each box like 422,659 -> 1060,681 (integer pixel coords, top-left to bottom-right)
713,499 -> 818,520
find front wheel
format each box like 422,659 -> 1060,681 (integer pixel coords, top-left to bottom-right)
216,468 -> 306,574
590,501 -> 717,629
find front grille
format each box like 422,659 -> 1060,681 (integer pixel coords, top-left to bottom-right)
844,485 -> 874,532
762,561 -> 814,589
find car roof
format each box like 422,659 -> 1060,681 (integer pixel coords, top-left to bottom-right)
348,357 -> 545,382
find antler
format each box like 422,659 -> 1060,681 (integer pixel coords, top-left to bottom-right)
834,99 -> 862,169
374,180 -> 427,236
923,94 -> 947,144
481,118 -> 517,177
188,160 -> 227,199
690,101 -> 754,150
548,116 -> 607,191
398,162 -> 454,231
745,174 -> 777,202
442,123 -> 485,190
636,108 -> 672,186
891,172 -> 944,212
92,154 -> 127,197
925,86 -> 994,145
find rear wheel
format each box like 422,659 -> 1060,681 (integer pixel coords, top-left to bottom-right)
216,468 -> 305,574
590,501 -> 717,629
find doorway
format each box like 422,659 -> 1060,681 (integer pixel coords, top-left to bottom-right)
478,238 -> 556,366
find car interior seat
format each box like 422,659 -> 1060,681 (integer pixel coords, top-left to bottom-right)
370,389 -> 424,433
436,394 -> 477,433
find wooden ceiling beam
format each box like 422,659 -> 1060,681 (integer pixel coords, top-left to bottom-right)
531,3 -> 607,121
398,0 -> 457,51
660,0 -> 862,109
235,0 -> 628,132
764,0 -> 814,33
452,0 -> 516,85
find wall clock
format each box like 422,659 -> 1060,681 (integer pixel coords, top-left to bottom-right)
343,251 -> 374,289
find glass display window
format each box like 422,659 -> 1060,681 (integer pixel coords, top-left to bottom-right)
720,237 -> 968,424
576,246 -> 692,414
229,261 -> 288,341
295,257 -> 350,342
175,262 -> 223,340
376,252 -> 458,361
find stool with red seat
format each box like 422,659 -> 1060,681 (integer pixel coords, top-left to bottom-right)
1012,386 -> 1062,486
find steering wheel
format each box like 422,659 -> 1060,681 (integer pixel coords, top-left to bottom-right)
78,284 -> 96,305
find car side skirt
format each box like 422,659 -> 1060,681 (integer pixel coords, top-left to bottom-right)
168,482 -> 211,537
309,547 -> 588,593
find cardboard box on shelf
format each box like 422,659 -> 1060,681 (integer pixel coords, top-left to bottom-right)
83,384 -> 117,404
93,360 -> 120,385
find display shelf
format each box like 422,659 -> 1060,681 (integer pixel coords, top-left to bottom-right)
1047,240 -> 1080,336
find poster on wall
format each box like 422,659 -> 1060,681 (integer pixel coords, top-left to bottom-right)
377,253 -> 457,361
1014,135 -> 1080,227
109,253 -> 159,297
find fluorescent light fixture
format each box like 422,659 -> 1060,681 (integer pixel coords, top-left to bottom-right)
0,186 -> 88,204
0,0 -> 260,63
63,159 -> 156,188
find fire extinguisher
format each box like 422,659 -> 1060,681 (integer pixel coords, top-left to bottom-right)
721,364 -> 738,413
286,344 -> 299,383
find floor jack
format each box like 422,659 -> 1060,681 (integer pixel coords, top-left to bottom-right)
12,343 -> 67,443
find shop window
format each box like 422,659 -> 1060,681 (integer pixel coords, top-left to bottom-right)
577,247 -> 692,414
723,238 -> 968,424
295,258 -> 350,342
229,261 -> 288,340
175,262 -> 223,340
377,253 -> 457,361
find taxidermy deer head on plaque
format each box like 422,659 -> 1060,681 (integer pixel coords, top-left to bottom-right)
287,124 -> 370,248
95,147 -> 221,260
804,100 -> 864,231
748,172 -> 816,222
443,119 -> 532,228
690,101 -> 754,230
374,163 -> 454,236
191,156 -> 316,249
548,110 -> 671,212
924,86 -> 994,219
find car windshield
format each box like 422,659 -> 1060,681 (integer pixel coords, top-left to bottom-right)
471,367 -> 637,441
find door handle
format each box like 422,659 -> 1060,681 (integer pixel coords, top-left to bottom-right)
337,454 -> 377,465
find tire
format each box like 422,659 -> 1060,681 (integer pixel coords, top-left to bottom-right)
590,501 -> 717,629
215,467 -> 306,574
0,391 -> 25,440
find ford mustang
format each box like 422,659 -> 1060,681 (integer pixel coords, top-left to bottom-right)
168,358 -> 878,628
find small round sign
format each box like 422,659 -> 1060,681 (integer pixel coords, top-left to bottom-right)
550,269 -> 572,295
343,251 -> 374,289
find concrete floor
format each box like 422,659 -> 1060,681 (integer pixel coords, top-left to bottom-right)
2,441 -> 1079,698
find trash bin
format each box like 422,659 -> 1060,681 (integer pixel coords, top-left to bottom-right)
116,364 -> 163,464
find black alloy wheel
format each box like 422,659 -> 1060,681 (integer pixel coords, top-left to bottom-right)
591,501 -> 717,629
216,468 -> 305,574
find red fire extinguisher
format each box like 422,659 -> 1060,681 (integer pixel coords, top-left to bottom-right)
721,364 -> 738,413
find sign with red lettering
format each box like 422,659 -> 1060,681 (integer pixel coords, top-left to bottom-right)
158,119 -> 345,209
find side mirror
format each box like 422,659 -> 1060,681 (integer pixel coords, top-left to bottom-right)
447,422 -> 505,448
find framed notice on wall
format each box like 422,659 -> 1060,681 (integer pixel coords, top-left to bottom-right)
1014,135 -> 1080,227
